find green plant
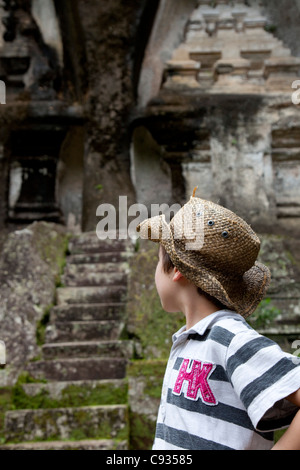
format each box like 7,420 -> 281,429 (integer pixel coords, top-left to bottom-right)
264,24 -> 277,34
248,298 -> 281,330
36,304 -> 53,346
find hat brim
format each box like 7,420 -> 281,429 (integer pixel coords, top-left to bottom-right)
137,216 -> 271,318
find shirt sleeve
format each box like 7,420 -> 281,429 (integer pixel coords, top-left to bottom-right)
225,327 -> 300,432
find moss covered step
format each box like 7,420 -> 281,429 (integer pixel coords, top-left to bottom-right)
13,379 -> 128,409
41,340 -> 134,360
62,270 -> 128,287
56,286 -> 127,304
26,357 -> 128,381
0,439 -> 128,450
45,320 -> 125,342
50,303 -> 126,322
3,405 -> 129,443
68,251 -> 131,265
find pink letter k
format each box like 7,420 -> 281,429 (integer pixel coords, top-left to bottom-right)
173,359 -> 217,405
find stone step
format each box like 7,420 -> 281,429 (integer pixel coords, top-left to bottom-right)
64,262 -> 129,275
26,357 -> 128,381
16,379 -> 128,408
56,286 -> 127,305
62,270 -> 128,287
3,405 -> 128,443
68,252 -> 132,264
69,233 -> 133,255
50,303 -> 126,322
45,320 -> 124,342
41,340 -> 134,360
0,439 -> 128,450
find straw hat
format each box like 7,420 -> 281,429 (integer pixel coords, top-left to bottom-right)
136,188 -> 271,318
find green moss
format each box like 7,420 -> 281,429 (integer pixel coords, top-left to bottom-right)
128,360 -> 166,399
60,381 -> 128,408
247,298 -> 281,330
11,378 -> 128,410
129,413 -> 156,450
36,304 -> 53,346
127,360 -> 167,450
0,387 -> 13,443
5,406 -> 129,444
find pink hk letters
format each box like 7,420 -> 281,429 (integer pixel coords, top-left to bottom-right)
173,359 -> 217,405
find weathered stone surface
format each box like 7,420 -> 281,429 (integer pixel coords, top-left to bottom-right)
45,320 -> 124,343
64,261 -> 130,275
20,379 -> 128,407
26,357 -> 128,381
62,270 -> 128,288
4,405 -> 128,443
0,439 -> 128,450
68,252 -> 131,264
258,234 -> 300,309
68,232 -> 134,255
0,222 -> 69,386
50,303 -> 126,322
41,340 -> 134,360
127,360 -> 166,450
74,0 -> 156,232
56,286 -> 128,305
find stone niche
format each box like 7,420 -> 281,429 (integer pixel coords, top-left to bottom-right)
7,123 -> 84,232
8,126 -> 66,223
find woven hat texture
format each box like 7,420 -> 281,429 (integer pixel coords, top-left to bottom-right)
136,189 -> 271,318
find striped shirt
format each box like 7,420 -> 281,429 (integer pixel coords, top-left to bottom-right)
153,310 -> 300,450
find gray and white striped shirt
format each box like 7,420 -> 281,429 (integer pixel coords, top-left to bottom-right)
153,310 -> 300,450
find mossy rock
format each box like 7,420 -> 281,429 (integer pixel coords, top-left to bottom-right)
127,360 -> 167,450
0,222 -> 70,385
12,377 -> 128,410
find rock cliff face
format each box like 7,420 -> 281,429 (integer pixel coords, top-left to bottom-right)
0,222 -> 68,386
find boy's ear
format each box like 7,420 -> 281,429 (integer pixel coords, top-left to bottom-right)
173,268 -> 184,282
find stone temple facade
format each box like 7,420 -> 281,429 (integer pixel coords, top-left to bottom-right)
132,0 -> 300,238
0,0 -> 298,238
0,0 -> 299,450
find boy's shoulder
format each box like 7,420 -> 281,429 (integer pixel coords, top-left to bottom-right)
192,309 -> 263,349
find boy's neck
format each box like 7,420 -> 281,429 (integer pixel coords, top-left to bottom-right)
180,287 -> 221,331
184,307 -> 219,331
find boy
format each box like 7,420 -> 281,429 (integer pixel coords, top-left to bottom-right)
136,188 -> 300,450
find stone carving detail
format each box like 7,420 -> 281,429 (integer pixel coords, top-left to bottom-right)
163,0 -> 300,92
271,117 -> 300,219
0,0 -> 60,100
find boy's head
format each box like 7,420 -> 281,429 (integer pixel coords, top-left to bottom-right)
158,243 -> 228,311
137,188 -> 271,318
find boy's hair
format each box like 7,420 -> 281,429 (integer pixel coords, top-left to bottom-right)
159,244 -> 229,311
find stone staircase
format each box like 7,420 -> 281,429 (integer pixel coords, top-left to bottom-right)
0,232 -> 134,450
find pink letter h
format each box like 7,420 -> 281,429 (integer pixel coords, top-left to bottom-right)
173,359 -> 216,404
